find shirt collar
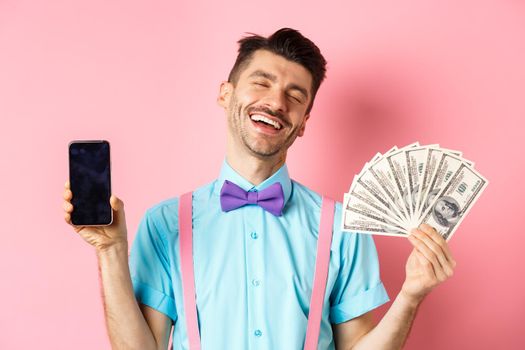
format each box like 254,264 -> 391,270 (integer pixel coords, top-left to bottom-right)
214,159 -> 292,207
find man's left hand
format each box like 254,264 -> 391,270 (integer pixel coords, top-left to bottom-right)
401,224 -> 457,303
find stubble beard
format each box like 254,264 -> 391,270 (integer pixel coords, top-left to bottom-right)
228,94 -> 302,158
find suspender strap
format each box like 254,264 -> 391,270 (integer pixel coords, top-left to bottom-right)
179,192 -> 201,349
179,193 -> 335,350
303,196 -> 335,350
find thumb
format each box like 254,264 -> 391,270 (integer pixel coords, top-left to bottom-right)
109,195 -> 127,228
110,195 -> 124,211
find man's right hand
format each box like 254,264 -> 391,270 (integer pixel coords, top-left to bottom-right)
63,181 -> 171,349
63,180 -> 128,251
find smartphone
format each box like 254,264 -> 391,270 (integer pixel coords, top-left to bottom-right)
68,140 -> 113,226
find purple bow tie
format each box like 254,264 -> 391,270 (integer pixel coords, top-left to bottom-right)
220,180 -> 285,216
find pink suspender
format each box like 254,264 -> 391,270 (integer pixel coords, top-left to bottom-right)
303,196 -> 335,350
179,192 -> 201,350
179,192 -> 335,350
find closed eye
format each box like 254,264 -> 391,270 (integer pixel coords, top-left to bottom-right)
288,94 -> 304,104
253,81 -> 269,88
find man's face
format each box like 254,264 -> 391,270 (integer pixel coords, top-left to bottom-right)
435,199 -> 456,219
218,50 -> 313,158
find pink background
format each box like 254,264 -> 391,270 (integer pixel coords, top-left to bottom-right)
1,0 -> 524,348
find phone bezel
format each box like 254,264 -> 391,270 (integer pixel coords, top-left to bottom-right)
68,140 -> 113,226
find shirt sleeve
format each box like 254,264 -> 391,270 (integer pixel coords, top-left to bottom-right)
329,205 -> 390,324
129,207 -> 178,322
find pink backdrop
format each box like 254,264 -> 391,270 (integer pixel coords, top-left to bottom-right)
1,0 -> 524,349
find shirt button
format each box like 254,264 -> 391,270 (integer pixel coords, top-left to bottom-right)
252,279 -> 261,287
250,231 -> 258,239
254,329 -> 262,337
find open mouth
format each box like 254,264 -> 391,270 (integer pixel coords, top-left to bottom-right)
249,113 -> 283,132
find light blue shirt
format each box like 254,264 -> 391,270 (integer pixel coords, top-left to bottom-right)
130,160 -> 389,349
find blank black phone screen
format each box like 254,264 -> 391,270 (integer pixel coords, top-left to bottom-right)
68,140 -> 112,226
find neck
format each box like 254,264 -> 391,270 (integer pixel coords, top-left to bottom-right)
226,142 -> 287,186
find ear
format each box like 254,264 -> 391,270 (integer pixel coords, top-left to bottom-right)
217,81 -> 233,109
297,114 -> 310,137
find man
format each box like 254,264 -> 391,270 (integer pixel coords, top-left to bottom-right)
63,28 -> 456,349
432,197 -> 461,227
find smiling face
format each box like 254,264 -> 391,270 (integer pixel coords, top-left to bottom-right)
218,50 -> 313,159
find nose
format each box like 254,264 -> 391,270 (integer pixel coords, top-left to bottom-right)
262,88 -> 288,113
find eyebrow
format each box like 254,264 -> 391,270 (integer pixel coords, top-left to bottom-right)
248,69 -> 309,99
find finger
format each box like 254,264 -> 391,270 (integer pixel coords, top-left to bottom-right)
421,223 -> 455,265
414,249 -> 435,278
63,189 -> 72,201
65,180 -> 70,189
418,224 -> 456,268
408,234 -> 449,281
411,228 -> 454,276
110,195 -> 123,211
63,201 -> 74,213
110,195 -> 126,228
64,212 -> 84,231
409,231 -> 452,279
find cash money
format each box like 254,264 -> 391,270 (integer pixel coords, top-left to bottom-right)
419,153 -> 466,218
343,193 -> 407,233
341,143 -> 488,240
342,206 -> 407,237
419,164 -> 488,241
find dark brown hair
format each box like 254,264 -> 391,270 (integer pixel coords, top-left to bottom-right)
228,28 -> 327,114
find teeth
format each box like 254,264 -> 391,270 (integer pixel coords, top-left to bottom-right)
250,114 -> 281,130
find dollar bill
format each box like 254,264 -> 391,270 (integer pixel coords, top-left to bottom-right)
386,149 -> 412,224
348,176 -> 406,227
343,193 -> 406,232
368,152 -> 411,223
405,147 -> 431,227
417,148 -> 444,217
418,152 -> 468,218
342,203 -> 408,237
415,147 -> 468,217
355,169 -> 407,225
342,142 -> 486,240
419,163 -> 488,241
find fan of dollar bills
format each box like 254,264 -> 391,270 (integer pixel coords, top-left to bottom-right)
341,142 -> 488,241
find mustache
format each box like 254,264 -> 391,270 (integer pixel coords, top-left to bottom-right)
247,106 -> 289,126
